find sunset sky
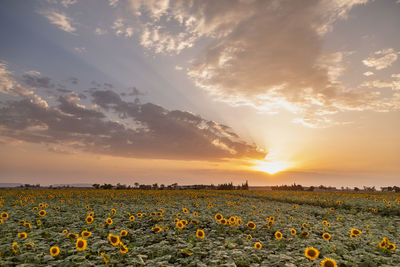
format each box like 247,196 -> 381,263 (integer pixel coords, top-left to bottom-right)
0,0 -> 399,187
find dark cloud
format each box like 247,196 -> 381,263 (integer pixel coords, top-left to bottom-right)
21,74 -> 54,89
0,88 -> 265,160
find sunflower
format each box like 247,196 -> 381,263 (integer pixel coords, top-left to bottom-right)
62,229 -> 68,234
350,233 -> 357,238
38,210 -> 46,216
220,218 -> 227,225
246,221 -> 256,230
247,234 -> 253,241
50,246 -> 60,256
337,216 -> 343,222
237,218 -> 242,225
67,233 -> 78,239
101,252 -> 109,264
322,220 -> 328,225
302,222 -> 308,228
120,230 -> 128,237
215,213 -> 223,221
18,232 -> 27,239
174,218 -> 179,223
269,216 -> 275,222
85,216 -> 94,224
137,213 -> 143,218
176,221 -> 184,229
151,212 -> 156,216
152,226 -> 162,232
228,216 -> 236,224
12,242 -> 19,254
0,219 -> 3,224
387,242 -> 396,251
350,228 -> 362,236
37,219 -> 42,226
23,222 -> 32,229
89,212 -> 94,217
181,219 -> 188,226
275,231 -> 283,240
193,211 -> 198,217
301,231 -> 310,238
105,217 -> 113,225
254,242 -> 262,249
320,258 -> 337,267
322,233 -> 331,240
157,212 -> 162,216
81,231 -> 92,238
120,242 -> 129,253
305,247 -> 319,260
108,234 -> 120,246
25,242 -> 34,248
76,238 -> 87,251
182,208 -> 188,214
290,228 -> 297,235
111,209 -> 116,215
129,215 -> 135,222
196,229 -> 205,239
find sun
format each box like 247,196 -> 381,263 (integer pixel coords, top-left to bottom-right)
252,159 -> 292,174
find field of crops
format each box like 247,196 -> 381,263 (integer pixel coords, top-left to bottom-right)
0,189 -> 399,266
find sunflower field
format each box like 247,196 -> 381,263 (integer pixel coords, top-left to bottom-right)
0,189 -> 399,266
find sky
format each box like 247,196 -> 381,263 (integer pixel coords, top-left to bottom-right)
0,0 -> 399,188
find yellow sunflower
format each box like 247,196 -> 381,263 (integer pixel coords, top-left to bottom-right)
387,242 -> 396,251
320,258 -> 337,267
129,215 -> 135,222
176,221 -> 184,229
301,231 -> 310,237
105,217 -> 113,225
196,229 -> 205,239
193,211 -> 198,217
12,242 -> 19,254
246,221 -> 256,230
62,229 -> 68,234
108,234 -> 120,246
76,238 -> 87,251
290,228 -> 297,236
120,230 -> 128,237
350,228 -> 362,236
214,213 -> 223,221
322,233 -> 331,240
152,226 -> 162,232
254,242 -> 262,249
81,231 -> 92,238
275,231 -> 283,240
88,212 -> 94,217
305,247 -> 319,260
85,215 -> 94,224
120,242 -> 129,254
182,208 -> 188,214
38,210 -> 46,216
220,218 -> 227,225
18,232 -> 27,239
50,246 -> 60,256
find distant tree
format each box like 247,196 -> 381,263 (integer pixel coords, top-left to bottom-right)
308,186 -> 315,191
354,187 -> 360,191
160,184 -> 165,190
92,184 -> 100,189
152,183 -> 158,190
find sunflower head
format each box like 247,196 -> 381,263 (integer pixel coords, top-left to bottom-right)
379,240 -> 387,249
129,215 -> 135,222
12,242 -> 19,253
196,229 -> 205,239
81,231 -> 92,237
76,238 -> 87,251
152,226 -> 162,232
18,232 -> 27,239
38,210 -> 46,216
193,211 -> 198,217
120,243 -> 129,254
108,234 -> 120,246
220,218 -> 227,225
62,229 -> 68,234
246,221 -> 256,230
350,228 -> 362,236
85,216 -> 94,224
214,213 -> 223,221
50,246 -> 60,256
1,212 -> 9,219
320,257 -> 338,267
305,247 -> 319,260
176,221 -> 184,229
105,217 -> 113,225
290,229 -> 296,235
322,233 -> 331,240
275,231 -> 283,240
254,242 -> 262,249
387,242 -> 396,251
182,208 -> 188,213
120,230 -> 128,237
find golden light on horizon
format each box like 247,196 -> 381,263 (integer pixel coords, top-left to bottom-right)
252,159 -> 292,174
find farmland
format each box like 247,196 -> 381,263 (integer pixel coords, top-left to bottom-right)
0,189 -> 399,266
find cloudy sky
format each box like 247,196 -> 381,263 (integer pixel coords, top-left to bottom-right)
0,0 -> 399,187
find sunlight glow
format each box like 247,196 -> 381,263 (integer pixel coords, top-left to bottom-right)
252,160 -> 292,174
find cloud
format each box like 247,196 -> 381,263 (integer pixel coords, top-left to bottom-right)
40,10 -> 76,33
112,19 -> 133,38
0,62 -> 34,96
21,72 -> 54,89
363,71 -> 374,76
361,75 -> 400,91
362,48 -> 399,70
128,0 -> 384,127
0,78 -> 265,160
109,0 -> 119,7
74,47 -> 86,53
60,0 -> 78,8
94,27 -> 107,35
